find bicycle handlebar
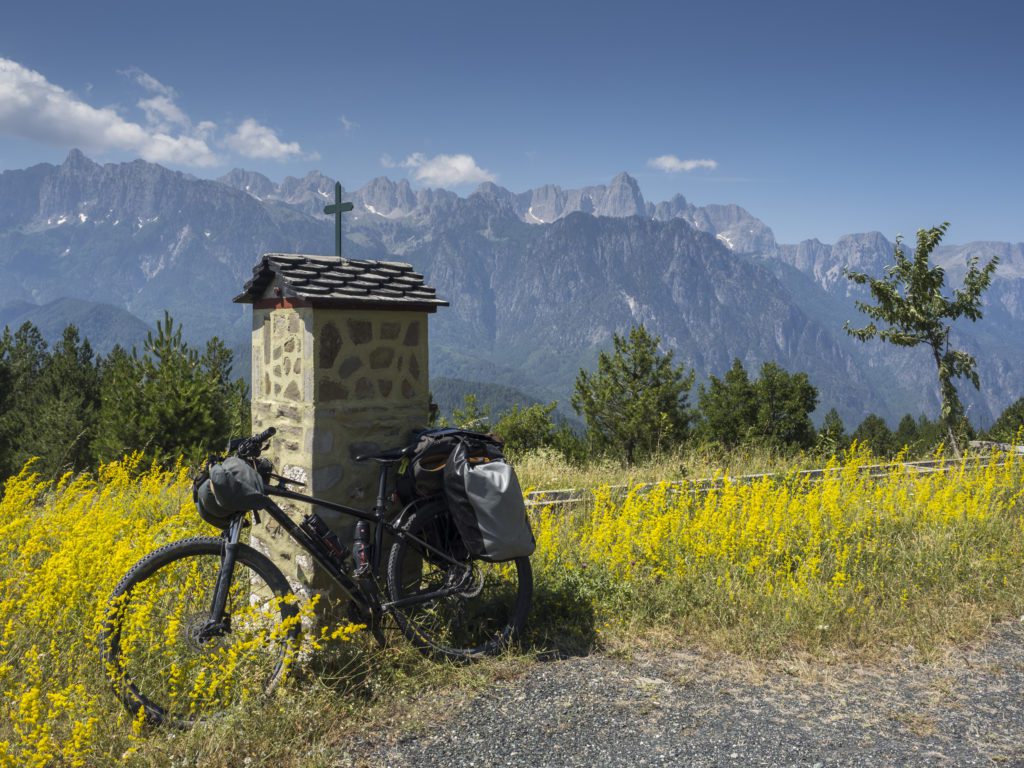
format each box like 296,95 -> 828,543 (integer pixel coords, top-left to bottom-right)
232,427 -> 276,459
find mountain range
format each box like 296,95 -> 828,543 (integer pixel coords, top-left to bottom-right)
0,149 -> 1020,428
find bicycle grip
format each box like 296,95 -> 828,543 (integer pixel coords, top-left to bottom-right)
251,427 -> 277,445
235,427 -> 277,458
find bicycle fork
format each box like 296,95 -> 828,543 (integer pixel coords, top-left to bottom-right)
201,516 -> 246,640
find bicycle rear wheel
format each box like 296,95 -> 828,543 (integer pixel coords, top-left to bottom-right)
386,500 -> 532,661
100,536 -> 300,726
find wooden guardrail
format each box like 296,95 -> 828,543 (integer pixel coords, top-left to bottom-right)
524,441 -> 1021,508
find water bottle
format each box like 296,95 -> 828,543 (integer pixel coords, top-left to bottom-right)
352,520 -> 371,577
300,514 -> 349,569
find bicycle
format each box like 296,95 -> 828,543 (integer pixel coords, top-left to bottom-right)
99,427 -> 533,726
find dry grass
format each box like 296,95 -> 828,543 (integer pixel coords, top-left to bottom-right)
515,443 -> 816,491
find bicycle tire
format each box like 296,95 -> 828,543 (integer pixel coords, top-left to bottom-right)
385,499 -> 532,661
100,536 -> 300,726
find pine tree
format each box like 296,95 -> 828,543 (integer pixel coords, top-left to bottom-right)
0,323 -> 49,476
986,397 -> 1024,444
816,408 -> 849,454
0,346 -> 13,477
697,358 -> 758,447
32,326 -> 101,474
572,325 -> 694,464
915,414 -> 947,454
752,362 -> 818,448
95,345 -> 144,461
894,414 -> 921,455
852,414 -> 897,457
845,223 -> 998,455
95,313 -> 248,464
200,336 -> 250,442
698,359 -> 818,450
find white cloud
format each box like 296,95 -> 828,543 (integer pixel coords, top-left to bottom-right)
382,152 -> 496,187
194,120 -> 216,142
0,58 -> 219,166
123,67 -> 175,97
124,68 -> 201,135
0,58 -> 314,168
340,114 -> 357,131
124,68 -> 192,131
224,118 -> 303,161
138,95 -> 190,130
648,154 -> 718,173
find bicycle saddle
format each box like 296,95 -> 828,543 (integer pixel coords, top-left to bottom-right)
354,445 -> 416,464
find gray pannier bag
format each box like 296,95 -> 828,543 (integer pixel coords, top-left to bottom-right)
443,437 -> 536,562
193,456 -> 267,529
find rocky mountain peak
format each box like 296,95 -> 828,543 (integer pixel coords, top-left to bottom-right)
609,171 -> 639,188
595,172 -> 646,218
356,176 -> 417,217
472,181 -> 516,205
218,168 -> 276,200
61,148 -> 98,173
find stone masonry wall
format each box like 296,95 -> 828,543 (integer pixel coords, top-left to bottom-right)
250,304 -> 430,606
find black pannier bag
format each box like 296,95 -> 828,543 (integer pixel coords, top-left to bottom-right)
443,436 -> 536,562
193,456 -> 266,529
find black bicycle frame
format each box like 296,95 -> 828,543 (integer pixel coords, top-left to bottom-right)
211,465 -> 472,628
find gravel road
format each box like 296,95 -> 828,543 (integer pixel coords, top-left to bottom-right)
350,621 -> 1024,767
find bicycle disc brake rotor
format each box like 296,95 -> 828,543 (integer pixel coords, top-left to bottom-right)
183,611 -> 229,651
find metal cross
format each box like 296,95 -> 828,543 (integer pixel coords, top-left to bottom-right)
323,181 -> 354,258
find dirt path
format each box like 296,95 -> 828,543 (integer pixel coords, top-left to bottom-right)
349,621 -> 1024,767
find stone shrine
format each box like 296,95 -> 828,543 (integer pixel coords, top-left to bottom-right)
233,250 -> 447,605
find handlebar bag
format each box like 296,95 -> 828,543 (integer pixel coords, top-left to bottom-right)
443,438 -> 535,562
193,457 -> 267,529
193,471 -> 231,529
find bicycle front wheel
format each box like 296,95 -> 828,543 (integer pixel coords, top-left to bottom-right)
386,500 -> 533,661
100,536 -> 300,726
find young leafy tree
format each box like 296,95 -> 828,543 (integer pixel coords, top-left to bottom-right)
449,393 -> 491,430
493,401 -> 559,457
845,223 -> 998,455
572,325 -> 695,464
697,358 -> 758,447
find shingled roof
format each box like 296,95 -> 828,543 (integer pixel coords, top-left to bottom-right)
234,253 -> 448,312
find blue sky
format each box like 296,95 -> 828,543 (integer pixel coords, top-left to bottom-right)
1,0 -> 1021,245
